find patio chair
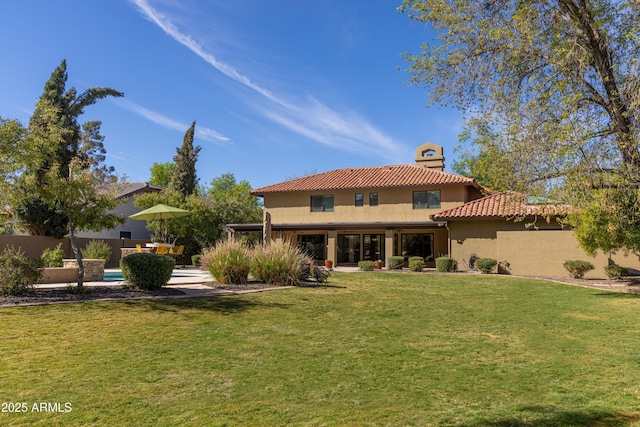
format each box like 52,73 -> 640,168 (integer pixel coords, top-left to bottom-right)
136,244 -> 143,253
169,245 -> 185,266
155,245 -> 168,255
313,265 -> 331,283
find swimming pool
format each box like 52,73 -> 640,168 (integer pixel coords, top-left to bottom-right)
103,270 -> 192,281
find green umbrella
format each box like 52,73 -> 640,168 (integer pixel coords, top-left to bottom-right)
129,204 -> 190,242
129,204 -> 190,221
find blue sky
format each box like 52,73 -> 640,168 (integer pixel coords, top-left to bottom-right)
0,0 -> 464,189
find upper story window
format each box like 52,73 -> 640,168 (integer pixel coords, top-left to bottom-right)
311,195 -> 334,212
355,193 -> 364,207
413,190 -> 441,209
369,192 -> 378,206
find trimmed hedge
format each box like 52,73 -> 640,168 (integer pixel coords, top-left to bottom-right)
563,260 -> 595,279
121,253 -> 175,290
475,258 -> 498,274
408,256 -> 424,272
191,254 -> 202,267
435,257 -> 457,272
387,256 -> 405,270
358,260 -> 376,271
604,264 -> 629,280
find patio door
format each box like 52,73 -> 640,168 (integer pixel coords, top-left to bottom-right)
363,234 -> 384,261
297,234 -> 326,261
337,234 -> 360,264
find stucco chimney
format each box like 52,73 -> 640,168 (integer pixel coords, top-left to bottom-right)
415,142 -> 445,171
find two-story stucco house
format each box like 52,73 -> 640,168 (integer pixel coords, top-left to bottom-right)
229,143 -> 484,268
228,142 -> 640,276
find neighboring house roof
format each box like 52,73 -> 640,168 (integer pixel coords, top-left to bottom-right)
251,164 -> 481,196
114,182 -> 164,199
431,192 -> 570,220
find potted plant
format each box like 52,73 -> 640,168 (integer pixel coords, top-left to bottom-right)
375,260 -> 383,269
324,260 -> 333,269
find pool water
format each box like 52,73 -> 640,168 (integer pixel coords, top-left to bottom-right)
103,271 -> 125,281
103,271 -> 191,281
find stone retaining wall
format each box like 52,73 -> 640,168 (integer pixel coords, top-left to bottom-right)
38,259 -> 106,284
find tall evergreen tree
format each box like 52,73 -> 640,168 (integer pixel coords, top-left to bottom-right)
170,121 -> 201,199
12,59 -> 123,237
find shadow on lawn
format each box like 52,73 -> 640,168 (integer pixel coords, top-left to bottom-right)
458,406 -> 640,427
122,295 -> 292,315
593,292 -> 640,298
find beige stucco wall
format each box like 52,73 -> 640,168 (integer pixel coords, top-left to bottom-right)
449,220 -> 640,277
263,185 -> 472,224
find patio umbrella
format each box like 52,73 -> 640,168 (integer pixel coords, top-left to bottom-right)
129,204 -> 190,242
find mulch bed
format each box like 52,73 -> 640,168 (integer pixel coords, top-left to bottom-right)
0,281 -> 295,307
0,286 -> 187,307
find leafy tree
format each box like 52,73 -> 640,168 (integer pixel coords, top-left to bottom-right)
0,117 -> 26,232
208,173 -> 263,230
134,189 -> 218,257
134,173 -> 263,257
12,59 -> 124,238
28,105 -> 124,287
399,0 -> 640,254
149,161 -> 175,188
170,121 -> 201,199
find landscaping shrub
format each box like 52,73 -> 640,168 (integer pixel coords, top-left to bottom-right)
563,260 -> 595,279
358,260 -> 376,271
475,258 -> 498,274
435,257 -> 457,272
41,243 -> 64,267
0,247 -> 43,296
120,253 -> 174,290
81,240 -> 111,264
202,240 -> 251,284
252,241 -> 310,286
191,254 -> 202,267
409,256 -> 425,272
604,264 -> 629,280
387,256 -> 405,269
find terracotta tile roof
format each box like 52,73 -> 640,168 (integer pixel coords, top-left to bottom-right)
251,164 -> 480,195
431,192 -> 570,220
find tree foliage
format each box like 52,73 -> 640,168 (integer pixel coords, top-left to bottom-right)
149,161 -> 175,188
135,173 -> 263,257
11,59 -> 124,239
170,121 -> 201,199
10,60 -> 124,286
399,0 -> 640,254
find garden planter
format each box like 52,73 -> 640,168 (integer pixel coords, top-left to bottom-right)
324,260 -> 333,268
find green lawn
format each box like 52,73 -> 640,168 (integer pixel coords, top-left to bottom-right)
1,272 -> 639,426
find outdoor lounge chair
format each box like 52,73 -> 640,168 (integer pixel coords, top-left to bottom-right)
136,244 -> 143,253
155,245 -> 168,255
313,265 -> 331,283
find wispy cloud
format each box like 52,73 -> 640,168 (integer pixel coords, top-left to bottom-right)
129,0 -> 406,160
116,98 -> 231,144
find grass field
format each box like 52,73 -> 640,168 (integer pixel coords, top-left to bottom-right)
1,272 -> 639,426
